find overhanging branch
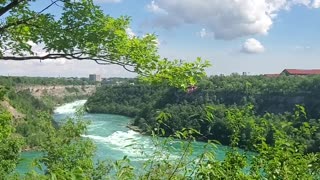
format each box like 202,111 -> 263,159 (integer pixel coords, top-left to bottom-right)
0,0 -> 63,33
1,53 -> 137,71
0,0 -> 26,17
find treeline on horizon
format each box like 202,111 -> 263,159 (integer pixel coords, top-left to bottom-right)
86,74 -> 320,153
0,75 -> 97,86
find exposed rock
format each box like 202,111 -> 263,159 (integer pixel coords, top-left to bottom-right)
16,85 -> 96,98
0,100 -> 25,119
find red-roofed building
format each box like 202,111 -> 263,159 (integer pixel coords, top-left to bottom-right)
281,69 -> 320,76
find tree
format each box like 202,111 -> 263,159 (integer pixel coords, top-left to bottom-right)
0,110 -> 23,177
0,0 -> 210,89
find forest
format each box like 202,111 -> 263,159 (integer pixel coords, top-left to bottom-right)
1,74 -> 320,179
0,76 -> 95,152
0,76 -> 96,86
86,75 -> 320,153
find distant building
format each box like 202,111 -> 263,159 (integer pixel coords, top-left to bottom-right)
281,69 -> 320,76
89,74 -> 101,82
263,69 -> 320,77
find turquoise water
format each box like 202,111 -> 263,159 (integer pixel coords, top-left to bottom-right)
16,100 -> 244,173
16,151 -> 42,174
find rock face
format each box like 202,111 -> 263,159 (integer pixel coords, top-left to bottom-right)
16,85 -> 97,98
0,85 -> 97,121
0,100 -> 25,119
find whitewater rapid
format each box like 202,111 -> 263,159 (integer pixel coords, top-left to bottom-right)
53,100 -> 235,162
54,100 -> 156,161
54,100 -> 87,114
17,100 -> 251,174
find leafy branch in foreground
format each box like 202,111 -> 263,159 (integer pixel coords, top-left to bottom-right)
0,0 -> 210,89
0,109 -> 23,177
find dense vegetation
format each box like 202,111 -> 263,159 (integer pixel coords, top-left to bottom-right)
0,76 -> 96,86
86,75 -> 320,153
1,75 -> 320,179
1,87 -> 320,179
0,75 -> 96,151
0,0 -> 319,178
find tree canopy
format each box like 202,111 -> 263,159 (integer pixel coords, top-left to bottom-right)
0,0 -> 210,89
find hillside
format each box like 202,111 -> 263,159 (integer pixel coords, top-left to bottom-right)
0,100 -> 25,120
0,77 -> 98,152
86,75 -> 320,152
17,85 -> 96,99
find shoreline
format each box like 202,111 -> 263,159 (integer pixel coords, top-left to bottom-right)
21,99 -> 87,152
126,124 -> 146,135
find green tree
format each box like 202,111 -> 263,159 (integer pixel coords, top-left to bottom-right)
0,0 -> 209,89
0,110 -> 23,177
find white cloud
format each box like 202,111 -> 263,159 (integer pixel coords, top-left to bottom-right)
312,0 -> 320,7
285,0 -> 312,9
197,28 -> 214,38
241,38 -> 265,54
125,28 -> 135,38
148,0 -> 320,40
146,1 -> 168,14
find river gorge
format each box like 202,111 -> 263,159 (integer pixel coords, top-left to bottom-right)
16,100 -> 243,174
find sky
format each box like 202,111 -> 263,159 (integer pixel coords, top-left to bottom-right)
1,0 -> 320,77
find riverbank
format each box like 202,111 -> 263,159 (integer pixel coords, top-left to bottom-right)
126,124 -> 146,134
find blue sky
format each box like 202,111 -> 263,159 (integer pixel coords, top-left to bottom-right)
1,0 -> 320,77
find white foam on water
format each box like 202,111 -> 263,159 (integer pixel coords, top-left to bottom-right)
82,130 -> 154,158
54,100 -> 180,161
82,130 -> 181,162
54,100 -> 87,114
87,122 -> 106,129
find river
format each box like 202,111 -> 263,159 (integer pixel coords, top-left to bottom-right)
17,100 -> 239,174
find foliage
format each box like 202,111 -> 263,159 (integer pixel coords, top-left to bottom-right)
1,98 -> 320,179
0,0 -> 209,89
0,86 -> 8,100
0,75 -> 96,151
7,89 -> 52,115
1,0 -> 319,179
33,112 -> 110,179
86,75 -> 320,153
0,76 -> 96,86
0,109 -> 23,177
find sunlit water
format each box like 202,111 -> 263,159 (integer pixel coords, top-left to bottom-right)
17,100 -> 246,174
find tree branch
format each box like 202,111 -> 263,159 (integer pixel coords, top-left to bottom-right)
1,53 -> 137,72
38,0 -> 62,14
122,65 -> 135,72
0,0 -> 62,33
0,0 -> 25,17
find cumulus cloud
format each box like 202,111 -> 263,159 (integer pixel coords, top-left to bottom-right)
197,28 -> 214,38
312,0 -> 320,7
241,38 -> 265,54
146,0 -> 168,14
147,0 -> 320,40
